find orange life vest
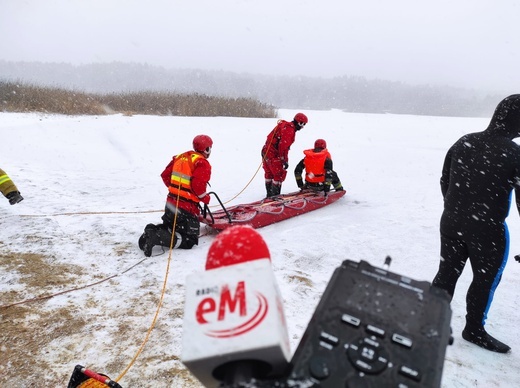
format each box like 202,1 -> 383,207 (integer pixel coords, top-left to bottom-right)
168,151 -> 205,203
303,148 -> 331,183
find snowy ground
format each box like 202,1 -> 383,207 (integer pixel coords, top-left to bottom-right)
2,109 -> 520,387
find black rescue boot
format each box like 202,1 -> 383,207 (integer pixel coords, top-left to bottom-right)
138,224 -> 155,250
462,325 -> 511,353
265,182 -> 273,198
142,233 -> 154,257
139,224 -> 158,257
156,226 -> 178,248
270,184 -> 281,198
138,233 -> 146,250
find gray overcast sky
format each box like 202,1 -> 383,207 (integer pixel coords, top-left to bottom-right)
1,0 -> 519,94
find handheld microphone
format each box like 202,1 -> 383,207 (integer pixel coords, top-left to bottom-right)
181,225 -> 291,387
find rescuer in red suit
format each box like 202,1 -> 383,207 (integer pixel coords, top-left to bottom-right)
139,134 -> 213,256
261,113 -> 308,197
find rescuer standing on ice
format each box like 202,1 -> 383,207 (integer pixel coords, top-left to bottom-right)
261,113 -> 308,198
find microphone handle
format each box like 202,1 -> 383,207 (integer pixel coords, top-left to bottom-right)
217,360 -> 273,387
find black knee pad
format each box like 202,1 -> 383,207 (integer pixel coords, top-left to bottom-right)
160,207 -> 200,249
178,234 -> 197,249
156,226 -> 175,247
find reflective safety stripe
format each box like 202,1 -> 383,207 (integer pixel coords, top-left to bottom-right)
171,172 -> 191,186
482,221 -> 510,326
168,151 -> 205,203
0,175 -> 12,185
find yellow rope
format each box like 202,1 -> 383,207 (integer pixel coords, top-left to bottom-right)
115,143 -> 268,381
115,174 -> 182,383
209,120 -> 279,208
210,160 -> 263,207
115,242 -> 173,382
16,209 -> 162,218
12,120 -> 282,216
3,134 -> 280,383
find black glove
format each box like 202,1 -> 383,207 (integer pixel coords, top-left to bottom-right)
7,191 -> 23,205
282,161 -> 288,170
515,255 -> 520,263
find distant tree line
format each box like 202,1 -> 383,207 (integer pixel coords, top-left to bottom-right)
0,60 -> 503,117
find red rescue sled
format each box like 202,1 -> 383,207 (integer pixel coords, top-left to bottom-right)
201,189 -> 346,231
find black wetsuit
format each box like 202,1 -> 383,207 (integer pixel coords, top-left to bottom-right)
432,95 -> 520,333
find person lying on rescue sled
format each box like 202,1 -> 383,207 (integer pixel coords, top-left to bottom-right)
138,135 -> 212,257
294,139 -> 344,195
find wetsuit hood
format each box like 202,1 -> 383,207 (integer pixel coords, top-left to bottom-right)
486,94 -> 520,139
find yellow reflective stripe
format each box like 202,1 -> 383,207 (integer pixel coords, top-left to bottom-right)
0,175 -> 12,185
171,173 -> 191,186
167,151 -> 206,203
190,152 -> 202,162
171,171 -> 191,180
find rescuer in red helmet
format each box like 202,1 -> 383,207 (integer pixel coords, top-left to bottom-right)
294,138 -> 344,194
138,134 -> 213,256
261,113 -> 308,197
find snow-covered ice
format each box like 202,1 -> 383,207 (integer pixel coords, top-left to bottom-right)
2,109 -> 520,387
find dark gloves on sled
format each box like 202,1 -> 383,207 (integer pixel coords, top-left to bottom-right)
515,255 -> 520,263
282,161 -> 289,170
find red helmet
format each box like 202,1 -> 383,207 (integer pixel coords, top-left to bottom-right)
314,139 -> 327,149
294,112 -> 308,124
205,225 -> 271,270
193,134 -> 213,155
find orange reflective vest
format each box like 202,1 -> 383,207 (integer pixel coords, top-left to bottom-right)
168,151 -> 205,203
303,148 -> 331,183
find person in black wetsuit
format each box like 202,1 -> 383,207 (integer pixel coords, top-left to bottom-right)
432,94 -> 520,354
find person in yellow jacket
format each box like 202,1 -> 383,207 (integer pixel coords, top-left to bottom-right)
0,168 -> 23,205
294,139 -> 344,194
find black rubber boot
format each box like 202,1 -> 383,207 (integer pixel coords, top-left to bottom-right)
265,182 -> 273,198
142,233 -> 154,257
271,184 -> 281,197
139,224 -> 161,257
138,233 -> 146,250
156,227 -> 176,248
462,325 -> 511,353
139,224 -> 155,251
145,226 -> 181,255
